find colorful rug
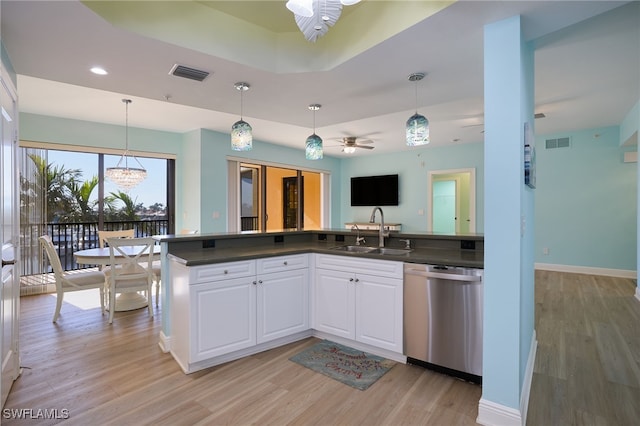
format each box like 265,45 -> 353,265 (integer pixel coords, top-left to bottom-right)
289,340 -> 395,390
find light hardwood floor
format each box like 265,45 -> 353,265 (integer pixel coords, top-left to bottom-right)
4,271 -> 639,425
527,271 -> 640,425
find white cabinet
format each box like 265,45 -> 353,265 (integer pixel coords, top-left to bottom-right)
313,254 -> 403,353
191,276 -> 256,361
170,254 -> 309,372
256,255 -> 309,344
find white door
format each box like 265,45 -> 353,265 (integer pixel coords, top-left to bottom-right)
256,268 -> 309,344
0,71 -> 20,407
191,277 -> 256,362
314,268 -> 354,340
355,274 -> 403,353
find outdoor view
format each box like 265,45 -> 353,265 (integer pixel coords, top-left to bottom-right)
20,148 -> 169,276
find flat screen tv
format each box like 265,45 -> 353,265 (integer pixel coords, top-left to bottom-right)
350,174 -> 399,206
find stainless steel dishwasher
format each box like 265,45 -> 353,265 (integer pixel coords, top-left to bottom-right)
403,263 -> 483,383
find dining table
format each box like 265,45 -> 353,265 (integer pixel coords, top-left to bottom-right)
74,245 -> 161,311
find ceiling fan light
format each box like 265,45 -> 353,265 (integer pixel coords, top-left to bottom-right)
340,0 -> 361,5
406,113 -> 430,146
287,0 -> 314,17
305,134 -> 323,160
343,146 -> 356,154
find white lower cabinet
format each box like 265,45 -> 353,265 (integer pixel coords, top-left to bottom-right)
314,254 -> 403,353
170,254 -> 309,372
257,268 -> 309,344
192,276 -> 256,361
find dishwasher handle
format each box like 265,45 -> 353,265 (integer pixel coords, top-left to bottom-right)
404,268 -> 482,282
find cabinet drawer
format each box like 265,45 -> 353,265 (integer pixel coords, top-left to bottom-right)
314,254 -> 402,279
257,254 -> 309,274
189,260 -> 256,284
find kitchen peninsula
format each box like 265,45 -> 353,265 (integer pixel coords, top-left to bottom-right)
156,229 -> 483,373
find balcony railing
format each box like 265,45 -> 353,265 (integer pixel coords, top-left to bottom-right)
21,219 -> 169,275
241,216 -> 258,231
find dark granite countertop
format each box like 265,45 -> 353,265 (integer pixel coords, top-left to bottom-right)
167,240 -> 483,269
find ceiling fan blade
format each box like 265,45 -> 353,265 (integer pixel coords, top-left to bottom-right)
355,145 -> 374,150
356,139 -> 374,144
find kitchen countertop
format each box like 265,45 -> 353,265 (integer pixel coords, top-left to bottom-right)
167,241 -> 484,269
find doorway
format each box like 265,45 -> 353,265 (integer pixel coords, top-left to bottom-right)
427,168 -> 476,233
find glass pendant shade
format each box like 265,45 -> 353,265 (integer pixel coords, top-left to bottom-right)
305,133 -> 323,160
231,82 -> 252,151
106,99 -> 147,190
231,119 -> 253,151
406,113 -> 430,146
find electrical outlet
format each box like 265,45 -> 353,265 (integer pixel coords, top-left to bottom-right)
543,247 -> 549,255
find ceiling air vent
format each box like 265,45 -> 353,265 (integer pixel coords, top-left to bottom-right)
169,64 -> 210,82
545,137 -> 570,149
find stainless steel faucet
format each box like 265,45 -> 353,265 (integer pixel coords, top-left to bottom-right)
351,224 -> 365,246
369,206 -> 389,247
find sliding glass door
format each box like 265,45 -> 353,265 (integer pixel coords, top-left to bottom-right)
236,161 -> 324,232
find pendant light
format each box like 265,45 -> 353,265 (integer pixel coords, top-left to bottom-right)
231,82 -> 252,151
105,99 -> 147,190
305,104 -> 323,160
406,72 -> 430,146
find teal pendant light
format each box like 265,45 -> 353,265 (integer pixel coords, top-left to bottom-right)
406,72 -> 430,146
231,82 -> 252,151
305,104 -> 323,160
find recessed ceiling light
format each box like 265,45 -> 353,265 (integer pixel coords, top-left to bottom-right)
90,67 -> 108,75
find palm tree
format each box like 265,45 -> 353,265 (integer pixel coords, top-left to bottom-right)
105,190 -> 142,221
68,176 -> 99,222
21,154 -> 82,222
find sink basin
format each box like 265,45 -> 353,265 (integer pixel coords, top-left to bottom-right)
375,248 -> 412,256
330,245 -> 377,253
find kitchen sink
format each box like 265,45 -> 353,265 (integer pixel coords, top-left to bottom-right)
375,247 -> 413,256
330,245 -> 377,253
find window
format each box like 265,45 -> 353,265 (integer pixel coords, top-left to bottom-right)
19,146 -> 174,276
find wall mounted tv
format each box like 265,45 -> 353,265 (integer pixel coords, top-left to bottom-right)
350,174 -> 399,206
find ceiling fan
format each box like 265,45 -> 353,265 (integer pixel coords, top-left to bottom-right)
333,136 -> 374,153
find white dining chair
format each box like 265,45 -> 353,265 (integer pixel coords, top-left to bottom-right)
98,229 -> 135,248
104,237 -> 155,324
39,235 -> 106,323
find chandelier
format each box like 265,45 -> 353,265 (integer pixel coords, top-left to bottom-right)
105,99 -> 147,190
286,0 -> 361,42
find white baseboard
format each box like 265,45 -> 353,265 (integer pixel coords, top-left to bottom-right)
477,398 -> 522,426
535,262 -> 636,279
520,331 -> 537,425
476,332 -> 537,426
158,331 -> 171,353
635,286 -> 640,303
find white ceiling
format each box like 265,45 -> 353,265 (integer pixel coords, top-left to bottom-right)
2,1 -> 638,158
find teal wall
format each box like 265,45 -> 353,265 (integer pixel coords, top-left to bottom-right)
339,142 -> 485,233
620,100 -> 639,146
481,15 -> 535,413
535,126 -> 637,271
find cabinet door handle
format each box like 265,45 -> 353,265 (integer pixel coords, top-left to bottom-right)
349,278 -> 354,282
223,270 -> 228,275
283,261 -> 288,266
252,280 -> 257,285
355,278 -> 359,283
258,280 -> 263,284
2,259 -> 16,267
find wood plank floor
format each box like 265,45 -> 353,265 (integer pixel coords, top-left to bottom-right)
4,271 -> 639,425
527,271 -> 640,426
